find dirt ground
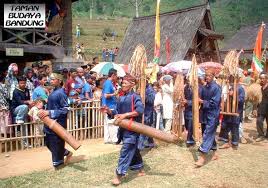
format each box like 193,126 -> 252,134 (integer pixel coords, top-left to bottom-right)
0,139 -> 120,179
0,121 -> 268,188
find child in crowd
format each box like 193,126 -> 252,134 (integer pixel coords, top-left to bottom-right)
28,99 -> 45,146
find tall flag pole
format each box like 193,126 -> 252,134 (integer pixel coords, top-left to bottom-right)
252,22 -> 265,73
153,0 -> 161,64
149,0 -> 161,83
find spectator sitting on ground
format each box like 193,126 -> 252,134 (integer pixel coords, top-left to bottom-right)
11,76 -> 33,124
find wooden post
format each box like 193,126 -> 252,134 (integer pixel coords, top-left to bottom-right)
62,0 -> 73,56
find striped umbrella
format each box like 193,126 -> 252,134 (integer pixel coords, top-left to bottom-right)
90,62 -> 126,77
198,62 -> 223,74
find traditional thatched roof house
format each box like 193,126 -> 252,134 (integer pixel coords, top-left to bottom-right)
117,3 -> 223,65
221,22 -> 268,70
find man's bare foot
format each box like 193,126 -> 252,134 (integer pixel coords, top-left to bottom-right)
65,151 -> 73,164
137,169 -> 146,177
111,175 -> 122,186
219,143 -> 230,149
195,153 -> 206,167
211,151 -> 219,161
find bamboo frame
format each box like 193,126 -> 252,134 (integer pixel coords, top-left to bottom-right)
0,100 -> 104,153
172,74 -> 184,138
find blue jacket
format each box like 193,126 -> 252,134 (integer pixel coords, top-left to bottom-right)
11,88 -> 30,112
222,84 -> 245,124
184,84 -> 203,120
144,85 -> 156,126
44,87 -> 69,135
112,91 -> 144,144
200,81 -> 221,126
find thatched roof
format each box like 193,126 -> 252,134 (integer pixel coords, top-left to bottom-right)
117,4 -> 221,65
222,23 -> 268,51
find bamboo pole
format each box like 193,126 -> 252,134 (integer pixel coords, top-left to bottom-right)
114,119 -> 179,143
38,116 -> 81,150
232,77 -> 238,113
191,55 -> 200,143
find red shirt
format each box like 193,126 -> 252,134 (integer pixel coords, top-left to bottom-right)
65,78 -> 77,96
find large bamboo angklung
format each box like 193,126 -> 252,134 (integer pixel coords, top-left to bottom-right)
114,119 -> 179,143
40,116 -> 81,150
191,55 -> 200,142
172,74 -> 184,137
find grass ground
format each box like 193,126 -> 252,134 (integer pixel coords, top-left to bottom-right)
72,18 -> 130,62
0,123 -> 267,188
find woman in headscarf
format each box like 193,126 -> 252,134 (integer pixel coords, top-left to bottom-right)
0,74 -> 10,135
5,63 -> 19,100
161,75 -> 174,133
101,74 -> 145,186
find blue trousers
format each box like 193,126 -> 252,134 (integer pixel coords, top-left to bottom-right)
138,134 -> 154,150
184,118 -> 195,144
116,142 -> 143,176
45,134 -> 70,167
219,122 -> 239,146
199,123 -> 217,153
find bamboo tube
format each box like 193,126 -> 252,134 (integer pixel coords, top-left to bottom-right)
226,82 -> 230,113
39,116 -> 81,150
232,78 -> 237,113
114,119 -> 179,143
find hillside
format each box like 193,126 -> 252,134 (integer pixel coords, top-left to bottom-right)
72,0 -> 268,61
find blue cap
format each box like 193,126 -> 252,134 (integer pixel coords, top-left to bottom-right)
69,90 -> 78,96
74,83 -> 83,89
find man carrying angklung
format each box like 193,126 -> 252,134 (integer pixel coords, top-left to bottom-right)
196,70 -> 221,167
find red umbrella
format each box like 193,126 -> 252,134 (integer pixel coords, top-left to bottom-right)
198,62 -> 223,74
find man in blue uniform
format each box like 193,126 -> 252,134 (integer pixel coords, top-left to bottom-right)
101,74 -> 145,186
39,73 -> 72,169
196,71 -> 221,167
183,76 -> 205,147
138,83 -> 155,150
219,76 -> 245,149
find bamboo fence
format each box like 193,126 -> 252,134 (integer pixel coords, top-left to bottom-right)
0,100 -> 104,153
